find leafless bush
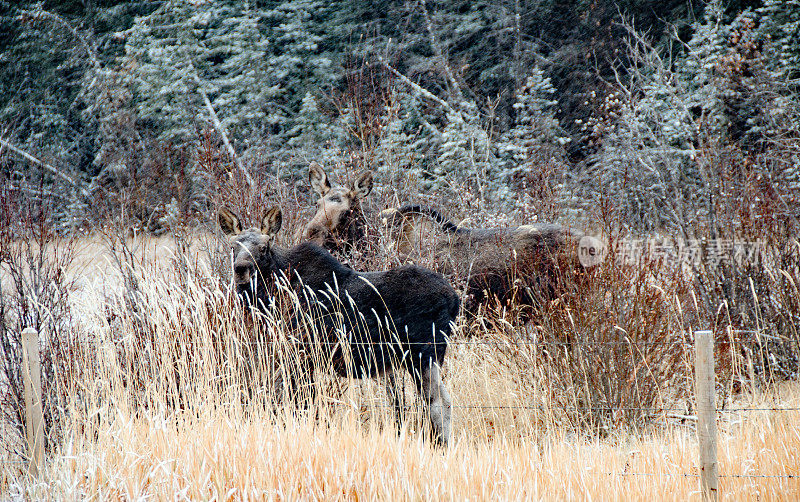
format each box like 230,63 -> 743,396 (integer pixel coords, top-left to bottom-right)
570,14 -> 800,386
0,180 -> 82,457
89,133 -> 205,235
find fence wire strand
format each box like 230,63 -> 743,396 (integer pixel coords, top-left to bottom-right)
314,402 -> 800,413
609,472 -> 798,479
235,337 -> 799,348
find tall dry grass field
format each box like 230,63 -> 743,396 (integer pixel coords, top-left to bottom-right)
1,228 -> 799,500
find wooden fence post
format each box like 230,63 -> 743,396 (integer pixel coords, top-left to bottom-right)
21,327 -> 43,477
694,330 -> 718,501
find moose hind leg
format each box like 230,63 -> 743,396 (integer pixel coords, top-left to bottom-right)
420,363 -> 451,446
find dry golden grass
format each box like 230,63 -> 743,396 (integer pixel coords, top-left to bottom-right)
1,235 -> 799,500
5,389 -> 800,500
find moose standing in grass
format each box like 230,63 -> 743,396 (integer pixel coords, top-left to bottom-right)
219,205 -> 458,446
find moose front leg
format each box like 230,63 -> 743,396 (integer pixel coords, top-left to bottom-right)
419,363 -> 452,447
384,370 -> 406,434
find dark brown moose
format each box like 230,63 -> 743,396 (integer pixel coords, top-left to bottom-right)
219,205 -> 457,445
381,205 -> 584,314
302,162 -> 373,256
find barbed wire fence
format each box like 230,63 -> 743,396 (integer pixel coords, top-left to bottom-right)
2,328 -> 799,496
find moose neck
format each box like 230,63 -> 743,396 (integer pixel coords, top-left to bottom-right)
282,242 -> 356,290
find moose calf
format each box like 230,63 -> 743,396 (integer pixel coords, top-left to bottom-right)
220,205 -> 458,445
302,162 -> 374,257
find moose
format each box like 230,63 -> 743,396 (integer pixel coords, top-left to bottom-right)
381,205 -> 584,313
302,162 -> 374,257
219,205 -> 458,445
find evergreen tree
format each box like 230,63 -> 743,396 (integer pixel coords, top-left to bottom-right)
123,1 -> 275,144
286,92 -> 333,149
497,70 -> 565,175
758,0 -> 800,79
377,89 -> 438,188
282,91 -> 348,174
0,5 -> 99,176
680,1 -> 730,141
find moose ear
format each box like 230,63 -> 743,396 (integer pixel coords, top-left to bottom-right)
261,206 -> 283,238
218,207 -> 242,236
352,171 -> 373,199
309,162 -> 331,197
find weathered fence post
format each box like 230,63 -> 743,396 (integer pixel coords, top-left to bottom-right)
694,330 -> 718,501
21,327 -> 43,477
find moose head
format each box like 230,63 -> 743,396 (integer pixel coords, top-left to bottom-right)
302,162 -> 373,253
218,206 -> 284,304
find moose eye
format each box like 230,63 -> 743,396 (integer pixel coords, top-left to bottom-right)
328,195 -> 342,203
